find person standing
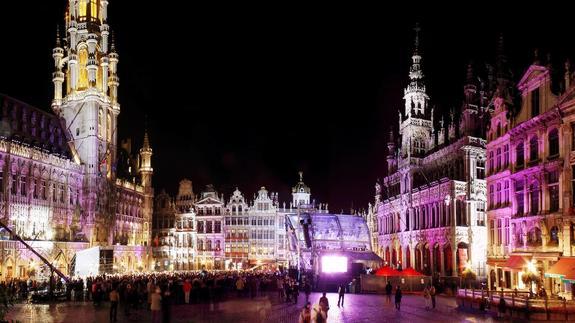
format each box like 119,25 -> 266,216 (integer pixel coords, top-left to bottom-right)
299,302 -> 312,323
385,281 -> 393,304
395,286 -> 402,310
150,287 -> 162,323
109,287 -> 119,322
162,286 -> 172,323
337,284 -> 345,307
423,286 -> 431,310
430,285 -> 436,309
304,281 -> 312,303
183,279 -> 192,304
497,295 -> 507,319
319,292 -> 329,320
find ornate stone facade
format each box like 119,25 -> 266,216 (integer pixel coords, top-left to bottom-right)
152,173 -> 327,270
375,26 -> 489,279
486,45 -> 575,298
0,0 -> 154,280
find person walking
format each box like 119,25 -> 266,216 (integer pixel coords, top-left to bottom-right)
395,286 -> 402,310
162,286 -> 172,323
423,286 -> 431,310
312,300 -> 327,323
319,292 -> 329,320
337,284 -> 345,307
430,285 -> 436,309
498,294 -> 507,319
304,281 -> 312,303
183,279 -> 192,304
109,287 -> 119,322
150,287 -> 162,323
299,302 -> 312,323
385,281 -> 393,304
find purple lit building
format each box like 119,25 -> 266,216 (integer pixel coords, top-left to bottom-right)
486,43 -> 575,299
375,26 -> 490,279
0,1 -> 154,279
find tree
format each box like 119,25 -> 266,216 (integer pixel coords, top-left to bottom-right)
461,266 -> 477,288
521,271 -> 541,295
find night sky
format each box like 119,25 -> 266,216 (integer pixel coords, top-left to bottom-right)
1,3 -> 574,212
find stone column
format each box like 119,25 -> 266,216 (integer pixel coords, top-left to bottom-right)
452,241 -> 458,277
439,246 -> 446,276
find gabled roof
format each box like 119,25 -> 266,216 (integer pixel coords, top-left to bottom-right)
517,65 -> 548,92
0,94 -> 72,159
195,196 -> 223,205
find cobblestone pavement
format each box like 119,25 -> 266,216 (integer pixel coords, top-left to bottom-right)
6,292 -> 499,323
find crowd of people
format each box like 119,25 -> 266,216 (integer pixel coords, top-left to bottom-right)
0,270 -> 321,322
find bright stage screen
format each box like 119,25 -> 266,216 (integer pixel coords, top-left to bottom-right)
321,255 -> 348,273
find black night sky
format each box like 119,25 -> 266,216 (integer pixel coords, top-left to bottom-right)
1,2 -> 574,212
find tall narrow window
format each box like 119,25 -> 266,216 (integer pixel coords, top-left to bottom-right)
497,219 -> 502,246
530,182 -> 540,215
489,151 -> 494,173
496,183 -> 502,207
20,176 -> 26,197
532,88 -> 540,117
529,136 -> 538,162
489,220 -> 495,246
496,148 -> 502,170
505,218 -> 510,245
516,143 -> 524,168
549,129 -> 559,158
549,170 -> 559,212
489,185 -> 494,209
11,175 -> 17,195
503,144 -> 509,167
504,181 -> 509,205
107,112 -> 112,142
98,108 -> 104,138
476,159 -> 485,179
516,179 -> 524,216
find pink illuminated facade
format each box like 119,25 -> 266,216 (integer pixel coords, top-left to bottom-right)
486,46 -> 575,299
375,26 -> 490,279
0,1 -> 154,280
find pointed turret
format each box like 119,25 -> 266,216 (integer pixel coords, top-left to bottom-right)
292,171 -> 311,206
399,23 -> 432,158
139,130 -> 153,188
386,129 -> 397,174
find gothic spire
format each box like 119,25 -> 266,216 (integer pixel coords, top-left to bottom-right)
143,131 -> 150,150
110,31 -> 116,53
466,62 -> 475,85
55,25 -> 61,48
409,23 -> 423,81
413,22 -> 421,55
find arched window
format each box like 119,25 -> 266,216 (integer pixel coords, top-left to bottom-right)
549,226 -> 559,245
527,227 -> 542,247
503,144 -> 509,167
530,182 -> 540,215
529,136 -> 538,161
78,47 -> 89,90
496,148 -> 502,170
549,128 -> 559,157
516,143 -> 524,167
496,183 -> 502,207
98,109 -> 104,138
107,111 -> 112,142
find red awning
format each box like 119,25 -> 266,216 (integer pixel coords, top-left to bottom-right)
375,266 -> 400,277
399,267 -> 424,277
503,256 -> 530,270
546,258 -> 575,280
